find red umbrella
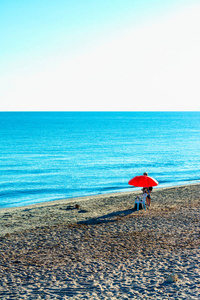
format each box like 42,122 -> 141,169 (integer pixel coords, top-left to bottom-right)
128,175 -> 158,187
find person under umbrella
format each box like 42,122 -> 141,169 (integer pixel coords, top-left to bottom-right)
143,172 -> 152,206
128,172 -> 158,207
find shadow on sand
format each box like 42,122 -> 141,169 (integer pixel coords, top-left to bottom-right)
77,208 -> 136,225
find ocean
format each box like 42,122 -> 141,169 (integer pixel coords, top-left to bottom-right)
0,112 -> 199,208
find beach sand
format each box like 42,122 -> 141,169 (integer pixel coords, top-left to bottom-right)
0,184 -> 199,299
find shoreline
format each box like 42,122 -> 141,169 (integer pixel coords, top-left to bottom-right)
0,183 -> 199,299
1,183 -> 200,237
1,180 -> 200,211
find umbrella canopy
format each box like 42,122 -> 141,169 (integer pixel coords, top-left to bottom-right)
128,175 -> 158,187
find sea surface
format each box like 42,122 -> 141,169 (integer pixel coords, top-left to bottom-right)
0,112 -> 199,208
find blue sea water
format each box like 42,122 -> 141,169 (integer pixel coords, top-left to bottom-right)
0,112 -> 199,208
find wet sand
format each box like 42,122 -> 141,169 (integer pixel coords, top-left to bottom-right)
0,184 -> 200,299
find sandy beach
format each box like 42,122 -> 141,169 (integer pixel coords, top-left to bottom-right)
0,183 -> 200,299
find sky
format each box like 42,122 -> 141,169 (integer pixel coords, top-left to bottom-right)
0,0 -> 200,111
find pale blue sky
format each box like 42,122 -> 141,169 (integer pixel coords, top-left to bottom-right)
1,0 -> 199,111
